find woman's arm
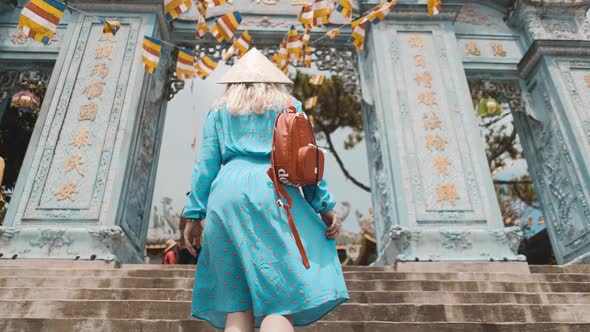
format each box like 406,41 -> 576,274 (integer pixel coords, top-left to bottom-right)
302,178 -> 337,214
182,110 -> 222,220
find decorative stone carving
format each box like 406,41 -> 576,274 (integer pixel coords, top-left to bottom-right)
165,65 -> 185,101
518,8 -> 546,40
119,46 -> 171,248
440,230 -> 472,250
468,79 -> 526,113
456,5 -> 493,26
88,227 -> 124,249
575,10 -> 590,39
29,228 -> 74,254
0,26 -> 63,48
0,68 -> 52,101
490,226 -> 523,255
0,227 -> 20,240
389,225 -> 421,251
12,16 -> 142,221
194,35 -> 360,98
541,19 -> 577,39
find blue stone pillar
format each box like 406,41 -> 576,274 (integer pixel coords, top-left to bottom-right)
358,4 -> 524,264
0,5 -> 170,263
511,3 -> 590,265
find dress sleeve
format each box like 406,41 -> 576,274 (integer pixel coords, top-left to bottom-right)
303,178 -> 337,214
292,99 -> 337,214
182,110 -> 222,220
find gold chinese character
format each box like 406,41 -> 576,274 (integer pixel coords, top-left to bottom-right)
585,75 -> 590,88
55,180 -> 79,201
418,91 -> 436,106
70,128 -> 92,148
64,152 -> 85,176
491,42 -> 507,57
433,156 -> 451,176
423,112 -> 442,130
415,72 -> 432,88
426,133 -> 447,151
79,103 -> 98,121
99,32 -> 116,42
414,55 -> 426,68
91,63 -> 109,78
96,44 -> 114,59
465,42 -> 481,56
436,184 -> 459,206
408,35 -> 425,48
84,81 -> 105,100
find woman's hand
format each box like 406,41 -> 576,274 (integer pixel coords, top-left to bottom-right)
321,210 -> 342,239
183,219 -> 204,257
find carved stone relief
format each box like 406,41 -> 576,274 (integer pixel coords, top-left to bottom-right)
0,227 -> 20,241
490,226 -> 523,255
29,228 -> 74,255
0,67 -> 52,101
440,230 -> 473,250
456,5 -> 493,26
575,10 -> 590,39
17,16 -> 141,221
120,45 -> 170,248
194,42 -> 360,100
88,226 -> 124,249
0,26 -> 64,49
468,79 -> 526,113
363,101 -> 393,247
515,79 -> 590,262
541,19 -> 578,39
389,225 -> 421,251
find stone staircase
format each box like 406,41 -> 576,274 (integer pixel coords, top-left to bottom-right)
0,260 -> 590,331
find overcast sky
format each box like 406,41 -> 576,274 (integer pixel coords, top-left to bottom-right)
150,64 -> 371,233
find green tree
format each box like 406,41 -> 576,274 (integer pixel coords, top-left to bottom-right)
290,71 -> 369,192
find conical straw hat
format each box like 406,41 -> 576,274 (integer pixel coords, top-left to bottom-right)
217,48 -> 293,84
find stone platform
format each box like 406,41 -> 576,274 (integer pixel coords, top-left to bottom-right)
0,261 -> 589,331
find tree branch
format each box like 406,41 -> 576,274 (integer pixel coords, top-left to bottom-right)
479,112 -> 511,128
511,181 -> 541,210
487,127 -> 518,168
320,127 -> 371,193
493,180 -> 533,185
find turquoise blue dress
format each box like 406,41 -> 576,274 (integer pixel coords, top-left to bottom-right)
183,100 -> 349,329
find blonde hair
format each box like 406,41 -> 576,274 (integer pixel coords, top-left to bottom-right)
213,83 -> 292,115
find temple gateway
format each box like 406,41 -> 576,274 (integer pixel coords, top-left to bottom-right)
1,0 -> 590,267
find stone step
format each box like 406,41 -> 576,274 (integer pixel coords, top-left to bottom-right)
2,268 -> 589,282
1,276 -> 589,293
1,300 -> 589,323
1,287 -> 590,304
530,265 -> 590,274
1,260 -> 585,274
2,319 -> 589,332
0,259 -> 120,269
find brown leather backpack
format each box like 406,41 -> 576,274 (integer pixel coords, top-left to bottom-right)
267,101 -> 324,269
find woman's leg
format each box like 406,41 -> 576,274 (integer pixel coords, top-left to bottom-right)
225,309 -> 255,332
260,314 -> 294,332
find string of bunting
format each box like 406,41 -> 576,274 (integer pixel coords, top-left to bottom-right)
16,0 -> 443,91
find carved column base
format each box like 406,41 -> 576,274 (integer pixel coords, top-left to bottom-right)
567,252 -> 590,265
376,225 -> 526,265
0,226 -> 142,263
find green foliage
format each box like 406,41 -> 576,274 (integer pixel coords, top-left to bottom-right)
290,71 -> 363,150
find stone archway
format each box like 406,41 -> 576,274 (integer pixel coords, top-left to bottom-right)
1,0 -> 590,266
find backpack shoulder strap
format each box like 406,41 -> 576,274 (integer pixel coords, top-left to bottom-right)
284,97 -> 297,113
